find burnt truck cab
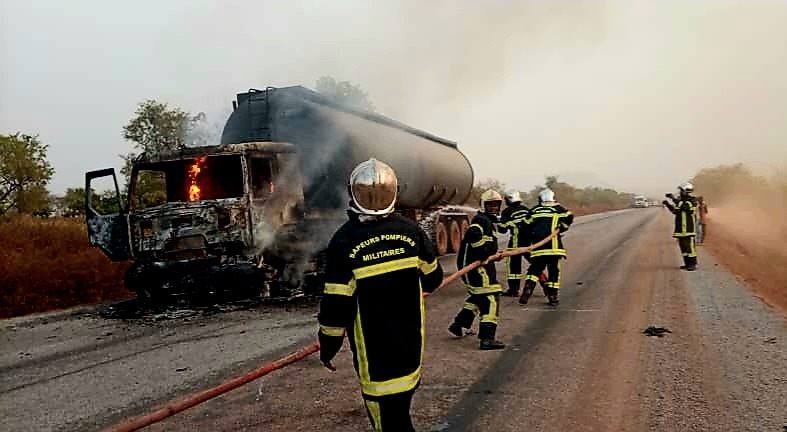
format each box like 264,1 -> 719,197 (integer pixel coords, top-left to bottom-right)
85,142 -> 313,299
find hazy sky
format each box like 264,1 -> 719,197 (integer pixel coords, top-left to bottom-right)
2,0 -> 786,195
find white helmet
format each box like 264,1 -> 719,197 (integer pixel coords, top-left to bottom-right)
539,188 -> 555,203
348,158 -> 398,216
679,182 -> 694,193
505,191 -> 522,205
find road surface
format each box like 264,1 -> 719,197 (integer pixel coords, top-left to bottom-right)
1,208 -> 785,431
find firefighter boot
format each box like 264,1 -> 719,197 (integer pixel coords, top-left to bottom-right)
503,279 -> 520,297
685,256 -> 697,271
539,273 -> 549,295
479,322 -> 505,350
448,322 -> 464,337
519,280 -> 536,305
546,287 -> 560,306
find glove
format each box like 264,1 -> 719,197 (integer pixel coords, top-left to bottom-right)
662,200 -> 669,206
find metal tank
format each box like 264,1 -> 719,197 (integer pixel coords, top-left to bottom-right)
221,86 -> 474,210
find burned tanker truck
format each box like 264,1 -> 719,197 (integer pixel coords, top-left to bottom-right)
85,86 -> 475,300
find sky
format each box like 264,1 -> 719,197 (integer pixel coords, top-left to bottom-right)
2,0 -> 787,196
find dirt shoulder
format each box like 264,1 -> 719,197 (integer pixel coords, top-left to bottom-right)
704,208 -> 787,314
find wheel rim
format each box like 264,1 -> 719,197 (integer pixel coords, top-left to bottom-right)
450,221 -> 462,253
436,223 -> 449,255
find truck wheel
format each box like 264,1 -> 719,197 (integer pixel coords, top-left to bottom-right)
459,219 -> 469,237
449,221 -> 462,253
435,221 -> 449,255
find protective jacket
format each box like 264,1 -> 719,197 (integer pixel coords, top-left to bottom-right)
318,214 -> 443,398
457,212 -> 502,294
526,204 -> 574,258
499,202 -> 531,249
665,197 -> 697,237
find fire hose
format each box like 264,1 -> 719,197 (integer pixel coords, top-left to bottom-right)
105,230 -> 559,432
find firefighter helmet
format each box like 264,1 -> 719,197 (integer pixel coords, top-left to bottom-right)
679,182 -> 694,193
505,191 -> 522,206
539,188 -> 556,203
480,189 -> 503,216
348,158 -> 398,216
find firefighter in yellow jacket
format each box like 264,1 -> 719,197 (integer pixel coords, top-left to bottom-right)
662,182 -> 698,271
318,159 -> 443,432
520,188 -> 573,306
448,189 -> 506,350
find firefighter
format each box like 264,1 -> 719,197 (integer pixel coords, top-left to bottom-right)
499,191 -> 548,297
448,189 -> 506,350
318,158 -> 443,432
520,188 -> 573,306
662,182 -> 698,270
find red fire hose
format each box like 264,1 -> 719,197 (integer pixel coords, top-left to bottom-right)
105,231 -> 559,432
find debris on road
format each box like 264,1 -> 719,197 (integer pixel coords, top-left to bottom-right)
643,326 -> 672,337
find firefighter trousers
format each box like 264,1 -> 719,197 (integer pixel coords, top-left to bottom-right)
452,293 -> 500,340
507,252 -> 547,293
677,236 -> 697,266
363,388 -> 416,432
525,256 -> 562,295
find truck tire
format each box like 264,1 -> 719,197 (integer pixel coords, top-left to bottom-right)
449,220 -> 462,253
435,221 -> 449,256
459,219 -> 469,237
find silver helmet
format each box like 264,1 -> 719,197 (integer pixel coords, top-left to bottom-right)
348,158 -> 398,216
539,188 -> 556,203
679,182 -> 694,193
505,191 -> 522,206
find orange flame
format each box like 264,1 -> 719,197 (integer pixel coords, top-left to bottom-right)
188,157 -> 207,201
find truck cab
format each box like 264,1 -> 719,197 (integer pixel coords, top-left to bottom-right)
85,142 -> 311,299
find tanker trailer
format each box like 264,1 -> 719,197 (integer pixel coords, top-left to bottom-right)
85,85 -> 476,300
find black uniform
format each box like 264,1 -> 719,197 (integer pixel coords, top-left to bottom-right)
451,211 -> 502,341
318,214 -> 443,432
664,196 -> 698,268
499,202 -> 530,294
522,203 -> 573,303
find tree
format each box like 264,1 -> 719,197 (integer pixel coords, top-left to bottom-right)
315,76 -> 376,112
465,178 -> 509,207
121,100 -> 204,205
0,133 -> 54,215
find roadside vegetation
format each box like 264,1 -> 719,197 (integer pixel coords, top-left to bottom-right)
467,176 -> 635,215
0,216 -> 130,319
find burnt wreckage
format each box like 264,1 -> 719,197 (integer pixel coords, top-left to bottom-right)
86,86 -> 476,300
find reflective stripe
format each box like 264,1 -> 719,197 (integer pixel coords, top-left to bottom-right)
463,302 -> 480,314
353,256 -> 418,280
324,282 -> 354,296
530,249 -> 567,257
319,325 -> 345,337
507,274 -> 522,279
353,308 -> 371,383
470,236 -> 494,248
418,258 -> 438,275
526,274 -> 540,283
465,283 -> 503,295
365,400 -> 382,432
361,367 -> 422,397
481,294 -> 499,324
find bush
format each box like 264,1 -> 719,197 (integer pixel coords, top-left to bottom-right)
0,216 -> 130,318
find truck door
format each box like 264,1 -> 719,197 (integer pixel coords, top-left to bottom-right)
85,168 -> 132,261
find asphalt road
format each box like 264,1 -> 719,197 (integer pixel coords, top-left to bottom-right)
2,208 -> 786,431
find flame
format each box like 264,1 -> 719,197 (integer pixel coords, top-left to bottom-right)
188,157 -> 207,201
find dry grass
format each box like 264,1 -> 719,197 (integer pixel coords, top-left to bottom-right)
0,216 -> 131,319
